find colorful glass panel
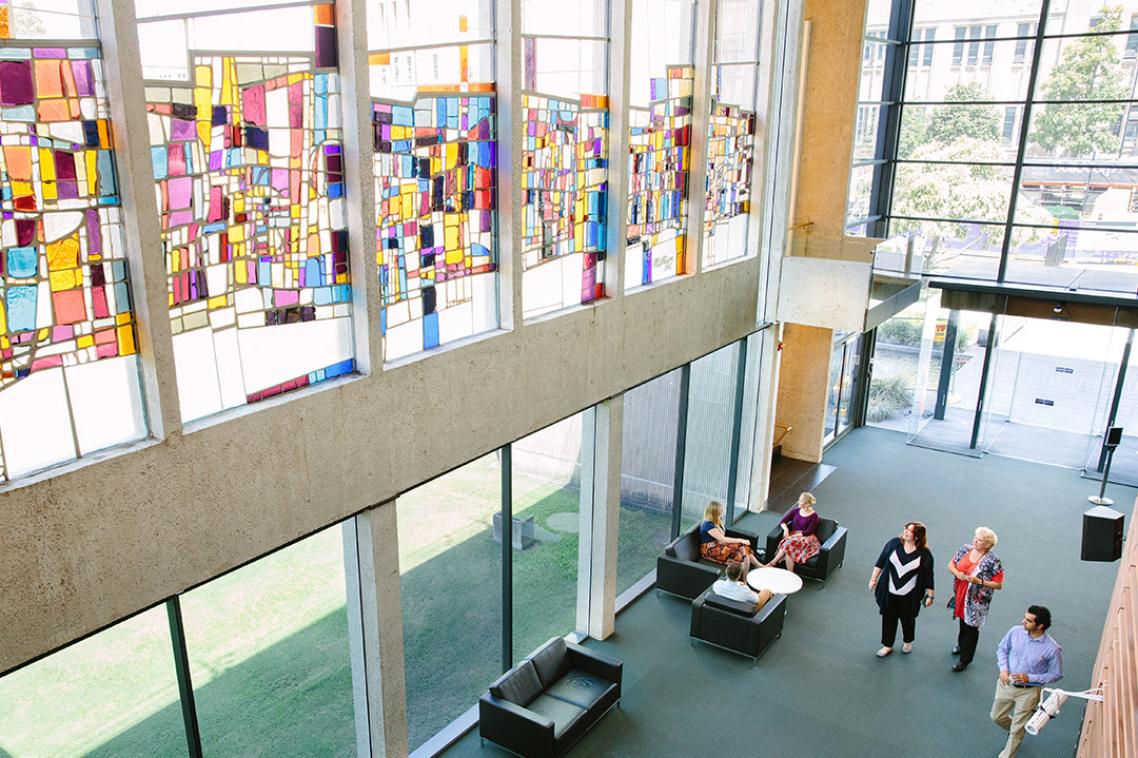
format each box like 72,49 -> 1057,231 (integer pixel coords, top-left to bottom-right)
137,2 -> 354,423
369,1 -> 498,361
520,3 -> 610,318
626,0 -> 696,290
704,0 -> 761,267
0,4 -> 147,481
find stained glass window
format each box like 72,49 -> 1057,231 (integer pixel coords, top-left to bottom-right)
0,0 -> 147,481
135,1 -> 354,423
368,0 -> 498,361
704,0 -> 761,267
626,0 -> 696,291
520,1 -> 609,318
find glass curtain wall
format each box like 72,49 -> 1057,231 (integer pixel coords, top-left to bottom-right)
860,0 -> 1138,292
617,370 -> 681,596
178,526 -> 355,756
0,606 -> 185,757
1090,326 -> 1138,484
397,453 -> 502,752
511,412 -> 589,659
681,341 -> 742,525
866,300 -> 925,431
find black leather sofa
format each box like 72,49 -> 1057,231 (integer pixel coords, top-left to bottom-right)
656,523 -> 762,599
764,517 -> 848,581
479,637 -> 622,757
690,586 -> 787,661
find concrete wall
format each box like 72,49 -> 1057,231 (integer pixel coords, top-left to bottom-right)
770,0 -> 868,460
0,262 -> 761,674
775,323 -> 834,462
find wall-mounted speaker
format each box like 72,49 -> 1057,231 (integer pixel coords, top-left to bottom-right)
1082,506 -> 1124,562
1106,426 -> 1124,448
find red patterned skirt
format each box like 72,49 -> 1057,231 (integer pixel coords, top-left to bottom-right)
778,534 -> 821,563
700,541 -> 753,564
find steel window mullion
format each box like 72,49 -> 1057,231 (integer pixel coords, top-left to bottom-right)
997,0 -> 1052,283
166,597 -> 203,758
671,364 -> 691,540
500,443 -> 513,671
869,0 -> 915,238
725,338 -> 748,524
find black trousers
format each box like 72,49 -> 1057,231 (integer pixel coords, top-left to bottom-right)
957,618 -> 981,664
881,594 -> 917,646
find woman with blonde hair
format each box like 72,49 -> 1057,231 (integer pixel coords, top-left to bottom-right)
698,500 -> 762,572
763,491 -> 822,571
947,526 -> 1005,672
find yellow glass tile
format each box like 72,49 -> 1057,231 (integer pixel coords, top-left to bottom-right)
445,248 -> 463,265
77,335 -> 95,349
208,295 -> 228,309
444,225 -> 459,250
0,301 -> 6,334
47,233 -> 79,271
235,265 -> 247,285
116,312 -> 132,325
48,269 -> 78,291
42,182 -> 57,201
117,325 -> 135,355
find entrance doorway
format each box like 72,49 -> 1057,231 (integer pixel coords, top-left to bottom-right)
824,331 -> 864,447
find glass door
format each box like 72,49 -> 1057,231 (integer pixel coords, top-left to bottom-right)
1086,328 -> 1138,486
909,307 -> 998,456
824,332 -> 865,447
982,316 -> 1122,468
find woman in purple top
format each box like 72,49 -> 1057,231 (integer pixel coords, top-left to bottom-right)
763,492 -> 822,571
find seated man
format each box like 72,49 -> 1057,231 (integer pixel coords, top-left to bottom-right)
711,561 -> 773,611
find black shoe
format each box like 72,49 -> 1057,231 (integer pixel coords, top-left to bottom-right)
951,646 -> 961,655
952,662 -> 968,672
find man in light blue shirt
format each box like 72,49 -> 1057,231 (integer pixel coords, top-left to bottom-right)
991,605 -> 1063,758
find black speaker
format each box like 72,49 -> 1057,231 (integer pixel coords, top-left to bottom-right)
1082,506 -> 1124,562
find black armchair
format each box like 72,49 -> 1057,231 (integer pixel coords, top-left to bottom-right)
479,637 -> 622,757
765,517 -> 848,581
656,523 -> 761,599
690,587 -> 787,661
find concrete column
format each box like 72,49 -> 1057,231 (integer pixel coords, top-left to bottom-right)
577,398 -> 623,640
606,0 -> 633,299
746,328 -> 779,512
94,0 -> 183,439
496,0 -> 524,329
334,0 -> 384,374
343,501 -> 409,758
685,0 -> 715,276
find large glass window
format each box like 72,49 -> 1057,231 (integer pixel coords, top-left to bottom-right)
512,412 -> 588,659
521,0 -> 610,318
617,370 -> 680,595
704,0 -> 761,267
179,526 -> 355,756
397,453 -> 502,752
625,0 -> 697,290
0,0 -> 147,480
368,0 -> 499,359
681,341 -> 740,526
0,606 -> 185,757
862,1 -> 1138,292
136,1 -> 356,422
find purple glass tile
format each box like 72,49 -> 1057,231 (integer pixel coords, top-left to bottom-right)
0,60 -> 34,107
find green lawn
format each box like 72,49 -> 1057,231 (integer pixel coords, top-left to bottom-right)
0,469 -> 670,757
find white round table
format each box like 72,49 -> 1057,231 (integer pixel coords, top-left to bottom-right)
746,567 -> 804,595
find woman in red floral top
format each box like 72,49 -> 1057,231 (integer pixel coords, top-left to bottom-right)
947,527 -> 1004,672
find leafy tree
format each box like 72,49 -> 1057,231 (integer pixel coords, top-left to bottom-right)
883,78 -> 1057,271
926,83 -> 1001,144
1032,5 -> 1129,157
12,1 -> 46,37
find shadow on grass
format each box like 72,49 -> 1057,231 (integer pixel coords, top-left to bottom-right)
80,484 -> 671,757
